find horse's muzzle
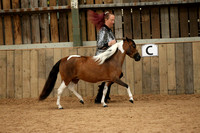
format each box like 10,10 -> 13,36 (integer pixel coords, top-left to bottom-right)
134,53 -> 141,61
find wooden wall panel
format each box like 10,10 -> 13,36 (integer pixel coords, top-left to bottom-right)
86,0 -> 96,41
123,8 -> 132,38
45,49 -> 54,97
167,44 -> 176,95
0,1 -> 3,45
160,6 -> 170,38
142,57 -> 151,94
132,8 -> 141,39
21,0 -> 31,44
0,51 -> 7,98
12,0 -> 22,44
80,0 -> 87,41
50,0 -> 59,42
175,43 -> 185,94
7,51 -> 15,98
1,40 -> 200,99
159,44 -> 168,94
30,50 -> 38,97
151,56 -> 159,94
67,0 -> 73,41
58,0 -> 68,42
30,0 -> 40,43
151,7 -> 160,39
170,6 -> 179,38
179,6 -> 189,37
114,0 -> 123,39
38,49 -> 46,98
39,0 -> 50,43
15,50 -> 23,98
133,46 -> 142,94
3,0 -> 13,45
22,50 -> 31,98
184,43 -> 194,94
189,6 -> 198,37
0,2 -> 199,45
193,42 -> 200,94
141,7 -> 151,39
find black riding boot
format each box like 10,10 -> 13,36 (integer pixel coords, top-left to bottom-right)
95,82 -> 105,104
94,73 -> 124,104
105,82 -> 114,102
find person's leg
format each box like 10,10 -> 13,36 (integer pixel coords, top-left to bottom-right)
95,82 -> 105,103
105,72 -> 123,102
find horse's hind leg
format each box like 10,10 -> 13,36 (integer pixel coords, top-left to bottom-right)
101,82 -> 110,107
57,81 -> 67,109
68,82 -> 84,104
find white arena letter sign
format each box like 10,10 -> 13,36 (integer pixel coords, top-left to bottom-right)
142,44 -> 158,57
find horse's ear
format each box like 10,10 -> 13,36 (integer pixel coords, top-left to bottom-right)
126,37 -> 129,42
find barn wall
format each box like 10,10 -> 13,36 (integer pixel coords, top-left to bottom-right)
0,38 -> 200,99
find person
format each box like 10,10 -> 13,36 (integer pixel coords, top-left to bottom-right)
88,10 -> 123,103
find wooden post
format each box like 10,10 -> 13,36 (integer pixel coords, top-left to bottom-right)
0,2 -> 3,45
71,0 -> 82,46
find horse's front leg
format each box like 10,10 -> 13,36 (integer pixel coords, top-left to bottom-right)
114,79 -> 134,103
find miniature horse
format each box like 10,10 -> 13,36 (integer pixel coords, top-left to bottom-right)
39,37 -> 141,109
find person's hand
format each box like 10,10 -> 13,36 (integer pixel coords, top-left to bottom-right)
108,40 -> 116,46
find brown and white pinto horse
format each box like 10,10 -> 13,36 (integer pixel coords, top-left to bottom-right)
39,37 -> 141,109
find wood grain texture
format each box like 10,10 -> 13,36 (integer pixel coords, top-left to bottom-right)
0,51 -> 7,98
15,50 -> 23,98
193,42 -> 200,94
39,0 -> 50,43
3,0 -> 13,45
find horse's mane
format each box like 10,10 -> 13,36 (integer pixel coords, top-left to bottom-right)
93,41 -> 124,65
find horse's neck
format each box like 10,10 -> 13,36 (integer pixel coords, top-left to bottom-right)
111,49 -> 126,66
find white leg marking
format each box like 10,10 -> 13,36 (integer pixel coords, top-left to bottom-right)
57,81 -> 67,109
68,82 -> 84,102
101,83 -> 108,107
127,86 -> 133,101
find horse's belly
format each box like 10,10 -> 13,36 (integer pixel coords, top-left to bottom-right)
78,74 -> 109,83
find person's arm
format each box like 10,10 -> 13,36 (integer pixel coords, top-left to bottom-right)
97,30 -> 109,50
108,40 -> 116,46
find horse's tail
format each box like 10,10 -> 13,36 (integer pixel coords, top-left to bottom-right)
39,60 -> 61,101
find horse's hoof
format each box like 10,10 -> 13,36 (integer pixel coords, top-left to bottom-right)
103,105 -> 108,107
129,99 -> 134,103
58,107 -> 64,109
80,100 -> 84,104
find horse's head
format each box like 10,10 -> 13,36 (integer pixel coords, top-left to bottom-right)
123,37 -> 141,61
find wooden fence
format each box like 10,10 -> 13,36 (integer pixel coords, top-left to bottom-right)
0,0 -> 200,45
0,38 -> 200,99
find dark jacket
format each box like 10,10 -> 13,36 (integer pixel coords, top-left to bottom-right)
95,25 -> 115,55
